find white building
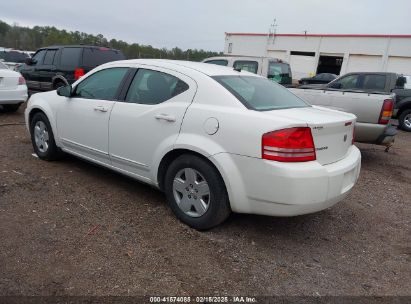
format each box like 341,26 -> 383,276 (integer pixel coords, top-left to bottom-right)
224,33 -> 411,81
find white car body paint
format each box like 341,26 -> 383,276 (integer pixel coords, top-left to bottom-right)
0,68 -> 28,105
25,59 -> 361,217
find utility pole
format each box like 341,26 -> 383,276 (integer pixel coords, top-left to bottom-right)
266,18 -> 278,56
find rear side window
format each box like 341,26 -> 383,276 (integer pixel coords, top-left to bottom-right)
43,50 -> 57,65
361,74 -> 386,91
125,69 -> 189,105
233,61 -> 258,74
60,48 -> 82,68
74,67 -> 128,100
213,75 -> 309,111
82,48 -> 125,67
331,74 -> 360,90
205,60 -> 228,66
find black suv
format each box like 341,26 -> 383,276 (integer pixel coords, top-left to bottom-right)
19,45 -> 125,92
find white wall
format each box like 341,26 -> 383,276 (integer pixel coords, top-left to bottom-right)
225,34 -> 411,79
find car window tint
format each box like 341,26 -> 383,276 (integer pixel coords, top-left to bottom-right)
74,67 -> 128,100
32,50 -> 46,65
204,60 -> 228,66
82,48 -> 126,67
125,69 -> 189,105
362,74 -> 386,91
1,51 -> 29,63
60,48 -> 82,67
233,60 -> 258,74
335,74 -> 360,90
213,75 -> 309,111
43,50 -> 57,65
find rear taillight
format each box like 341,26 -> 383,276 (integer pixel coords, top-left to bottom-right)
378,99 -> 394,125
262,127 -> 316,162
18,76 -> 26,85
74,68 -> 85,80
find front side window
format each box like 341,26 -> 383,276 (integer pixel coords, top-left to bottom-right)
204,60 -> 228,66
233,61 -> 258,74
32,50 -> 47,65
43,50 -> 57,65
330,74 -> 359,90
213,75 -> 309,111
74,67 -> 128,100
125,69 -> 189,105
361,74 -> 386,91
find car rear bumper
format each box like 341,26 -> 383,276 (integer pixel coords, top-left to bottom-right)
355,122 -> 397,145
211,145 -> 361,217
0,85 -> 28,105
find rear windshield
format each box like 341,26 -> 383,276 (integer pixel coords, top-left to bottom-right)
267,62 -> 291,84
213,75 -> 309,111
0,51 -> 29,63
204,60 -> 228,66
82,48 -> 126,67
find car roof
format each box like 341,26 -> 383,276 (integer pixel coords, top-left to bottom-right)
38,45 -> 121,51
110,59 -> 258,76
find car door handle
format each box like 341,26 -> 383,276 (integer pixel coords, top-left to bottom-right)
94,105 -> 108,112
154,114 -> 176,122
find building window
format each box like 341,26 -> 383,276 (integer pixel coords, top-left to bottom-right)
290,51 -> 315,57
228,43 -> 233,54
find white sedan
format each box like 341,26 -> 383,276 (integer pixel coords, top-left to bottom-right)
0,61 -> 28,112
25,59 -> 361,230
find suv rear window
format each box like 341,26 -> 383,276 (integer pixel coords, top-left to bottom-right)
267,62 -> 291,84
233,61 -> 258,74
205,60 -> 228,66
82,48 -> 125,67
213,75 -> 309,111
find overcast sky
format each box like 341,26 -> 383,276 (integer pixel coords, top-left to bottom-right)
1,0 -> 411,51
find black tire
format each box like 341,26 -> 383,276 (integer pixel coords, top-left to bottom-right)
164,154 -> 231,230
30,112 -> 62,161
2,104 -> 21,112
398,109 -> 411,132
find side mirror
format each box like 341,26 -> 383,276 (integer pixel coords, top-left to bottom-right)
57,85 -> 72,97
25,58 -> 35,65
329,82 -> 342,89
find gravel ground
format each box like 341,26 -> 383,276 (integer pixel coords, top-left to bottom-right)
0,106 -> 410,297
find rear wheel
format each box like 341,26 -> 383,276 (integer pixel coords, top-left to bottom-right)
399,109 -> 411,132
164,154 -> 231,230
2,104 -> 21,112
30,112 -> 62,160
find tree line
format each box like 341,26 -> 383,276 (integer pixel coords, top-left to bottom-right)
0,20 -> 221,61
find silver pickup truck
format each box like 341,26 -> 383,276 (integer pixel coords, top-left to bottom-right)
289,72 -> 398,148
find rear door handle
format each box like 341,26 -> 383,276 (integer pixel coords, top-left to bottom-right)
155,114 -> 176,122
94,105 -> 108,112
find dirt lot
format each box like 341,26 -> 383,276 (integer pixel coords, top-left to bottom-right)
0,106 -> 410,297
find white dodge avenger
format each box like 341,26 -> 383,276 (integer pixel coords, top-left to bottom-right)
25,59 -> 361,229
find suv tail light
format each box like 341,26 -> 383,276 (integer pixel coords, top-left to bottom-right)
18,76 -> 26,85
74,68 -> 85,80
378,99 -> 394,125
262,127 -> 316,162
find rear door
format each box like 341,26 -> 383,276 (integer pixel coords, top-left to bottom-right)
109,66 -> 197,180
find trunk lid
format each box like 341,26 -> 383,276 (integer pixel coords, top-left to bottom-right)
0,69 -> 19,90
264,106 -> 356,165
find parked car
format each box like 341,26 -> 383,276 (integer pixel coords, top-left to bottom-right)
0,49 -> 30,71
203,56 -> 292,86
18,45 -> 125,92
25,59 -> 360,230
290,72 -> 398,148
299,73 -> 337,85
391,75 -> 411,132
0,61 -> 28,112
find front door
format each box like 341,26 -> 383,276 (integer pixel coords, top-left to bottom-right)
56,67 -> 129,165
109,67 -> 197,180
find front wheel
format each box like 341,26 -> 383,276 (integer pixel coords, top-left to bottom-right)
398,109 -> 411,132
30,112 -> 62,160
164,155 -> 231,230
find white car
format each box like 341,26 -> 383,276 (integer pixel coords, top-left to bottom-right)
24,59 -> 361,229
0,61 -> 28,112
